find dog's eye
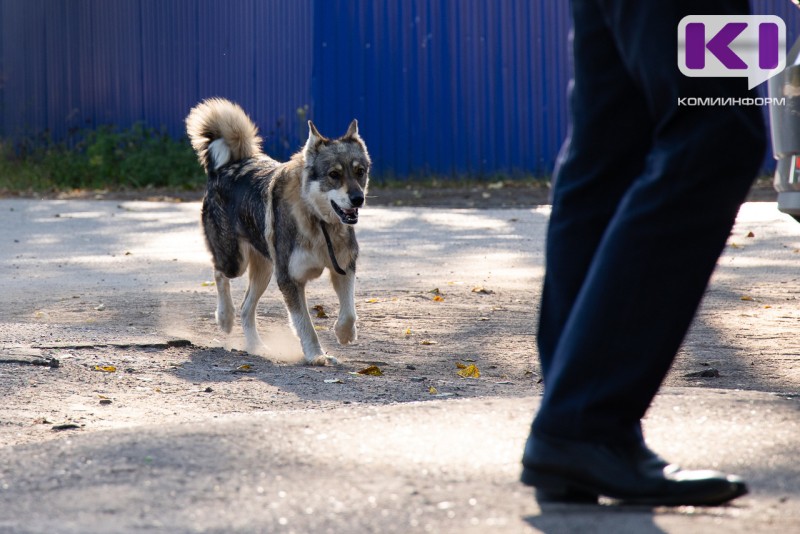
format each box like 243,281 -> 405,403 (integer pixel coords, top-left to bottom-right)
355,167 -> 366,177
329,170 -> 342,180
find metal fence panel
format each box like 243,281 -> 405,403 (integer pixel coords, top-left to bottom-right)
1,1 -> 798,177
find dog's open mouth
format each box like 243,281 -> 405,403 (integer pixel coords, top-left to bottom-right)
331,200 -> 359,225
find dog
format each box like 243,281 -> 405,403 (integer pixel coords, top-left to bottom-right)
185,98 -> 370,365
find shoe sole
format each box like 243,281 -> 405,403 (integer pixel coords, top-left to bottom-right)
521,466 -> 748,506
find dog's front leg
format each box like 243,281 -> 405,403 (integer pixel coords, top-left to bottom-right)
279,279 -> 338,366
330,269 -> 357,345
214,270 -> 236,333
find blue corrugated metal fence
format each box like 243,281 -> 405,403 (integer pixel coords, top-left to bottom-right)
1,1 -> 799,179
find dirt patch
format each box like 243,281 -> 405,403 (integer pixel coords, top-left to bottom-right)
0,183 -> 794,452
0,284 -> 540,448
0,176 -> 778,209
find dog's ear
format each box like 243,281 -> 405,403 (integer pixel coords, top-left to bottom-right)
344,119 -> 359,140
304,120 -> 325,155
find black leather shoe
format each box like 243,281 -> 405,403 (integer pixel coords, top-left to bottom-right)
520,432 -> 747,506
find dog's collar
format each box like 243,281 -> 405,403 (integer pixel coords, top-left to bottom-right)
320,221 -> 347,276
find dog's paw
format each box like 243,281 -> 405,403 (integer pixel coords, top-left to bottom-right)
307,354 -> 340,366
335,319 -> 357,345
215,306 -> 235,333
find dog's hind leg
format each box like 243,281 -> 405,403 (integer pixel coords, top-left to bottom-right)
241,251 -> 273,354
330,270 -> 357,345
278,279 -> 336,366
214,270 -> 236,333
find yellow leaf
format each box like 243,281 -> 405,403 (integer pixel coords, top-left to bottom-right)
365,298 -> 379,304
94,365 -> 117,373
729,243 -> 742,249
236,364 -> 253,372
456,364 -> 481,378
201,280 -> 216,287
429,386 -> 438,395
455,362 -> 468,369
357,365 -> 383,376
312,304 -> 328,318
420,340 -> 438,346
432,295 -> 444,302
764,305 -> 772,309
471,286 -> 494,295
314,325 -> 328,331
740,295 -> 754,301
404,327 -> 412,336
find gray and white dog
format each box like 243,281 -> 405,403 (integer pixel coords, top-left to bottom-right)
186,98 -> 370,365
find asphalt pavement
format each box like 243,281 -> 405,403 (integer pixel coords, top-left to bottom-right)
0,198 -> 799,533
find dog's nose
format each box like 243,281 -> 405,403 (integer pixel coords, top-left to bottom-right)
350,191 -> 365,208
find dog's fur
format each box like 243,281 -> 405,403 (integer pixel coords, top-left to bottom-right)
186,98 -> 370,365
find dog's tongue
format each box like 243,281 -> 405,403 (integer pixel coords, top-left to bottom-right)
343,208 -> 357,216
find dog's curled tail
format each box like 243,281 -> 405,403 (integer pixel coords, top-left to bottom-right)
186,98 -> 262,172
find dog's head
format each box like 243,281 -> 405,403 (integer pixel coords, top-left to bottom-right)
301,120 -> 371,225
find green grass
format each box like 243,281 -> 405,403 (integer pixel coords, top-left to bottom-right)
0,123 -> 205,194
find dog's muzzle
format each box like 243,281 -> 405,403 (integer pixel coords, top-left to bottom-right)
331,200 -> 359,225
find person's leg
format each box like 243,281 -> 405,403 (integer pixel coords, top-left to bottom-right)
534,0 -> 765,444
523,0 -> 765,505
536,0 -> 653,383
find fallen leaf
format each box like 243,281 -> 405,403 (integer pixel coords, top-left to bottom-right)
729,243 -> 743,249
365,298 -> 379,303
95,303 -> 106,311
404,327 -> 412,336
52,423 -> 81,431
740,295 -> 754,301
429,288 -> 441,295
324,378 -> 344,384
94,365 -> 117,373
201,280 -> 216,287
746,231 -> 755,238
314,325 -> 328,331
684,368 -> 720,378
764,305 -> 772,309
433,295 -> 445,302
234,364 -> 253,373
429,386 -> 438,395
471,286 -> 495,295
312,304 -> 328,318
356,365 -> 383,376
420,340 -> 438,346
455,362 -> 468,369
456,364 -> 481,378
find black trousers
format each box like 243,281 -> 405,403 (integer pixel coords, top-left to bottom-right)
532,0 -> 766,443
